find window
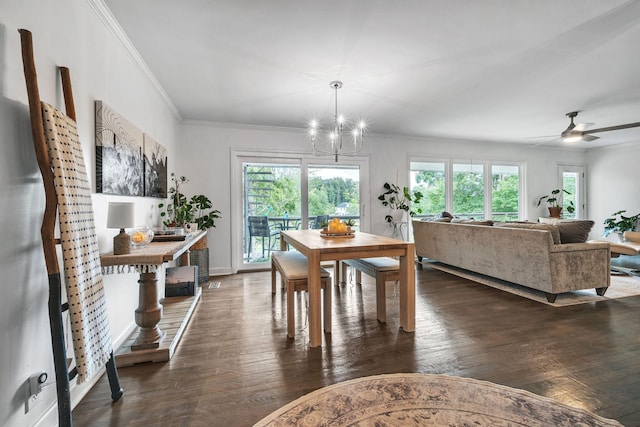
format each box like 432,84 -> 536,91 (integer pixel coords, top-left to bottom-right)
491,165 -> 520,221
411,159 -> 524,220
453,163 -> 485,220
558,165 -> 585,219
410,162 -> 446,216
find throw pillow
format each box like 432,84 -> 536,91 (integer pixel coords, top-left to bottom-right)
556,220 -> 594,243
494,222 -> 561,244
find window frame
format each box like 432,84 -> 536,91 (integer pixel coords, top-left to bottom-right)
410,156 -> 526,221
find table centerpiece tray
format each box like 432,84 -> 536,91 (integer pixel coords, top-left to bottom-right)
320,229 -> 355,238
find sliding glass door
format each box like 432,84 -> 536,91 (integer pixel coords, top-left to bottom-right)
243,162 -> 301,263
307,164 -> 361,230
232,151 -> 369,271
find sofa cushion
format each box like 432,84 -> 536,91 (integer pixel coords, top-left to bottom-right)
557,220 -> 594,243
494,222 -> 561,244
451,219 -> 494,226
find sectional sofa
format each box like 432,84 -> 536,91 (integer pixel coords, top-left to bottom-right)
412,219 -> 611,302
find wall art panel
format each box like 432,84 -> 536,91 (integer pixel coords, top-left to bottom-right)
95,101 -> 144,196
143,133 -> 167,197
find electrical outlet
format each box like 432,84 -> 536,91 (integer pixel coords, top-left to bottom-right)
25,372 -> 47,413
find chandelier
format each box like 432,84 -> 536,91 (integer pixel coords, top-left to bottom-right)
308,81 -> 366,162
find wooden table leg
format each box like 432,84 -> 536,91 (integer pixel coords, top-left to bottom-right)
307,251 -> 322,347
399,243 -> 416,332
132,271 -> 165,350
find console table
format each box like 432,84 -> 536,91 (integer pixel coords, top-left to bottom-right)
100,230 -> 206,365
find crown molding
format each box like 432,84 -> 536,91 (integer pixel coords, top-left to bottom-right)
86,0 -> 181,120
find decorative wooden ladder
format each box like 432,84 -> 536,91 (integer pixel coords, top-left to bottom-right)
18,29 -> 123,426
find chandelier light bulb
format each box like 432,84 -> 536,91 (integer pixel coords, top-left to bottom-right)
307,81 -> 365,162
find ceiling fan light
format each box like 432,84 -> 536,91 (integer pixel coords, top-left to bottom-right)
563,134 -> 582,143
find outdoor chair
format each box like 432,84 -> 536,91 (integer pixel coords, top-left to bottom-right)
312,215 -> 329,229
248,216 -> 280,258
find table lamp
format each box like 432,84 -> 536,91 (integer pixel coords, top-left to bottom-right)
107,202 -> 135,255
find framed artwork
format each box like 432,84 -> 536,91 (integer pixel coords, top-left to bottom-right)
95,101 -> 144,196
143,134 -> 168,197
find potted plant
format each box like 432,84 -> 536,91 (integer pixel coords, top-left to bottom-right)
536,189 -> 574,218
158,174 -> 221,230
603,210 -> 640,241
189,194 -> 221,231
377,182 -> 423,223
159,173 -> 190,228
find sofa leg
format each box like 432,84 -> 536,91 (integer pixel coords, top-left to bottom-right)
545,293 -> 557,303
596,287 -> 608,296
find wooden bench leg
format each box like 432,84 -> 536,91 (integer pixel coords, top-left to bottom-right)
271,260 -> 277,294
375,271 -> 387,323
340,261 -> 348,284
287,280 -> 295,338
323,279 -> 331,333
355,270 -> 362,285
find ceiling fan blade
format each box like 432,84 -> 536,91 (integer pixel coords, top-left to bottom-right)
526,135 -> 558,139
530,137 -> 561,147
581,134 -> 599,142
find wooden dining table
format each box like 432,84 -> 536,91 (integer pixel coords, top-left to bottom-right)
280,229 -> 415,347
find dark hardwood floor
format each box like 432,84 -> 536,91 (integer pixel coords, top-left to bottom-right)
73,265 -> 640,426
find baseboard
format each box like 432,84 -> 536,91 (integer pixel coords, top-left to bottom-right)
209,267 -> 234,276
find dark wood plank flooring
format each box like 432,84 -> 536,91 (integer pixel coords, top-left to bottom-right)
72,265 -> 640,426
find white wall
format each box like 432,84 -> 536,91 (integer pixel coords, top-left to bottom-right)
180,121 -> 589,274
0,1 -> 180,426
587,142 -> 640,238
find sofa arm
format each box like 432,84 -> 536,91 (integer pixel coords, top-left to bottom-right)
548,242 -> 610,293
549,242 -> 610,253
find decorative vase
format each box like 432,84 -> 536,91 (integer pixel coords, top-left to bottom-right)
129,226 -> 154,248
548,207 -> 562,218
390,208 -> 406,222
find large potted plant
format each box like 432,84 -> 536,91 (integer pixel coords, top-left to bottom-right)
158,174 -> 221,230
536,189 -> 575,218
377,182 -> 423,223
603,210 -> 640,242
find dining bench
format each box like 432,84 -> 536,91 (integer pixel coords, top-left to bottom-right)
271,251 -> 332,338
341,257 -> 400,323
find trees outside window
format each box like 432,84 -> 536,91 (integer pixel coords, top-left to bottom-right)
411,160 -> 523,220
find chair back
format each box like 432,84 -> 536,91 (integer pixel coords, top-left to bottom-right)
248,216 -> 272,237
312,215 -> 329,229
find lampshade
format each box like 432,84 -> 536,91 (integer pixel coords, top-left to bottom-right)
107,202 -> 135,229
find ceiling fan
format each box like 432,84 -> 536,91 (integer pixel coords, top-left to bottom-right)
561,111 -> 640,143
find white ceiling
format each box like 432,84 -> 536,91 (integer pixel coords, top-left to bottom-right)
103,0 -> 640,148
